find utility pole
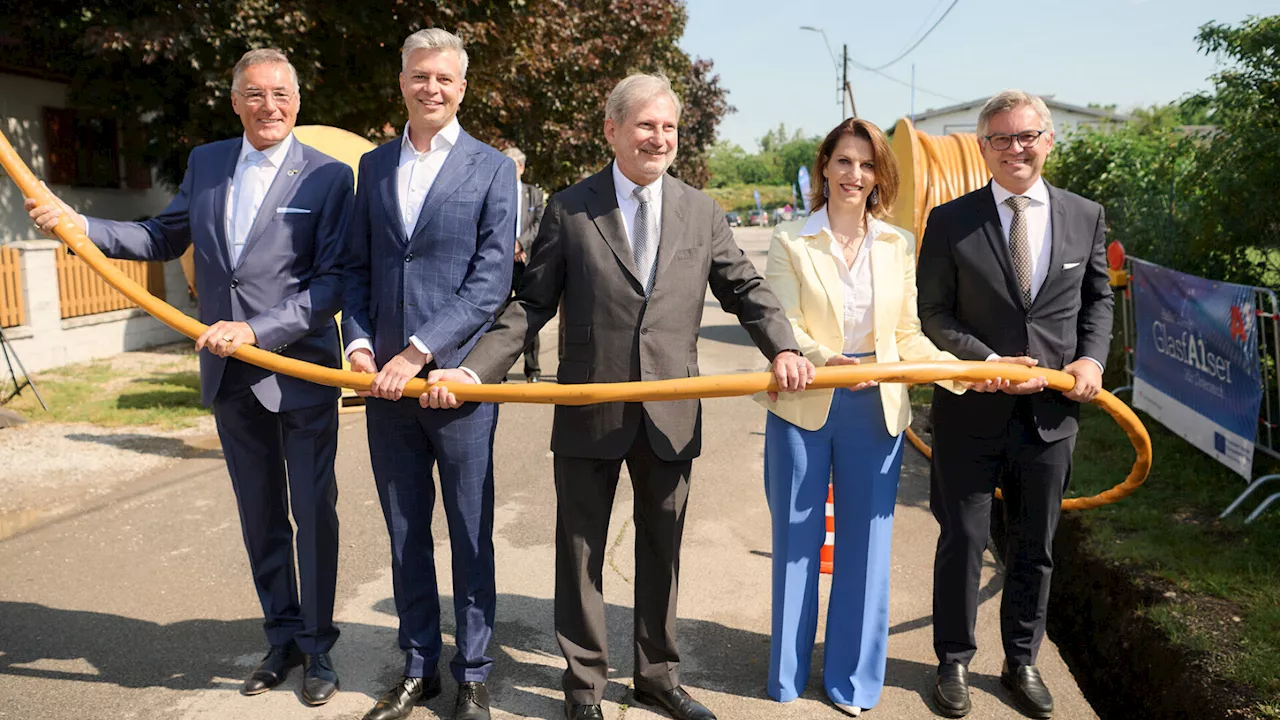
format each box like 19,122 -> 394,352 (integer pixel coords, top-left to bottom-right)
842,44 -> 857,119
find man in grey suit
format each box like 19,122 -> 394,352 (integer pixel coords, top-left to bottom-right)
425,73 -> 815,720
342,28 -> 514,720
27,49 -> 352,705
500,146 -> 546,382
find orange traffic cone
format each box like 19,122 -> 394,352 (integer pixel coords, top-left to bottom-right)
820,483 -> 834,575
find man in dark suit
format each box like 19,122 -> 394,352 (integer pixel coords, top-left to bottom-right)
424,73 -> 814,720
917,90 -> 1113,719
341,28 -> 515,720
501,146 -> 546,381
27,49 -> 352,705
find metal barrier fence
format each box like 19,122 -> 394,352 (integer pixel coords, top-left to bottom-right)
0,245 -> 23,328
1112,257 -> 1280,523
55,251 -> 165,320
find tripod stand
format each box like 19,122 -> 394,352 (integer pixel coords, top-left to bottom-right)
0,326 -> 45,410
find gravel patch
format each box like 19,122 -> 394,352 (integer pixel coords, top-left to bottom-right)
0,417 -> 219,537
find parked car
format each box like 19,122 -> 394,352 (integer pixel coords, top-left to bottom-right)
747,208 -> 769,227
724,211 -> 742,227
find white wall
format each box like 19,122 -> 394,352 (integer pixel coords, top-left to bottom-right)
0,73 -> 176,244
910,105 -> 1123,139
1,73 -> 191,371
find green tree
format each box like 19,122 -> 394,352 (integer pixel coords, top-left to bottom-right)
1,0 -> 731,192
1048,14 -> 1280,285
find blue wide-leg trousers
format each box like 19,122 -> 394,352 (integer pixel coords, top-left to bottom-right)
764,386 -> 904,708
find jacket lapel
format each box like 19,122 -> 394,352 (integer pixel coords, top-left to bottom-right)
651,175 -> 689,287
1032,183 -> 1068,311
803,231 -> 843,324
409,130 -> 479,247
213,140 -> 239,272
237,138 -> 309,267
586,164 -> 643,288
379,141 -> 408,247
976,184 -> 1025,308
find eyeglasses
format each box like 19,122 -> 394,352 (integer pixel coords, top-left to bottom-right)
237,89 -> 296,107
982,130 -> 1047,151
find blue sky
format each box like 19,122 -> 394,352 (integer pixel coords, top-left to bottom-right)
681,0 -> 1276,150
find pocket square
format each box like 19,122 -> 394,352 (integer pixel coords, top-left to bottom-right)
1063,261 -> 1082,270
276,207 -> 311,214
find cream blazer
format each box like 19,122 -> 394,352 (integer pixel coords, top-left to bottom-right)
756,210 -> 964,434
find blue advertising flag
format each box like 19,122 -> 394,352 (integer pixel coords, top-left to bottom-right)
797,166 -> 811,214
753,188 -> 762,213
1131,259 -> 1263,478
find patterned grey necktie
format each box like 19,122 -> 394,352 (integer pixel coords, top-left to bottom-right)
632,185 -> 658,295
1005,195 -> 1032,309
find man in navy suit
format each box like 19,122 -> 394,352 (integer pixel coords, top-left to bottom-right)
341,28 -> 515,720
918,90 -> 1113,719
27,49 -> 353,705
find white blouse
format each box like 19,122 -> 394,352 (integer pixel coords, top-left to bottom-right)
830,220 -> 879,356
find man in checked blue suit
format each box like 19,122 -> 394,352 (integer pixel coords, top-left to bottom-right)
342,28 -> 515,720
27,49 -> 353,705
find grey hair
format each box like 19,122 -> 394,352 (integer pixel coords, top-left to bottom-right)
605,73 -> 683,125
977,89 -> 1055,137
232,48 -> 299,93
501,147 -> 527,164
401,28 -> 469,78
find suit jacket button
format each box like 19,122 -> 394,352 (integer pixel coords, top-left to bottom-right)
1025,315 -> 1031,324
229,279 -> 240,289
405,254 -> 413,263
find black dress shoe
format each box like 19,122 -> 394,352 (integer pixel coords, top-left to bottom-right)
933,662 -> 971,718
632,686 -> 716,720
301,653 -> 339,705
454,681 -> 490,720
1001,662 -> 1054,718
564,702 -> 604,720
242,642 -> 301,695
363,675 -> 443,720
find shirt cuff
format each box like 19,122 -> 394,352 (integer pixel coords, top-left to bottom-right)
409,335 -> 433,363
345,338 -> 373,360
1081,356 -> 1105,373
985,353 -> 1000,362
460,367 -> 481,384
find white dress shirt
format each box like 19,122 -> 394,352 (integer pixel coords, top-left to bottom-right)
345,119 -> 461,362
226,133 -> 293,265
991,177 -> 1051,302
612,161 -> 663,253
398,118 -> 460,237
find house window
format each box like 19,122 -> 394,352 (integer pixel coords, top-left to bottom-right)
42,107 -> 121,189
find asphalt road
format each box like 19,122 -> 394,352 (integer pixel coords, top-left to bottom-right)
0,226 -> 1098,719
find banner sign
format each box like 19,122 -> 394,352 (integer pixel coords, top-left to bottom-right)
797,166 -> 811,214
753,188 -> 762,213
1131,259 -> 1263,478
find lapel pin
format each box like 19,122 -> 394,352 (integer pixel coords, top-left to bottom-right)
287,169 -> 300,176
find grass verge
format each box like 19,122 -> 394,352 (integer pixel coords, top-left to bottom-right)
1,346 -> 208,429
1070,402 -> 1280,713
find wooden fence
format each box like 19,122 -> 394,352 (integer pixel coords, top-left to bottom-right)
55,251 -> 165,320
0,245 -> 23,328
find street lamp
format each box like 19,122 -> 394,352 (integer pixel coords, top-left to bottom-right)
800,25 -> 855,120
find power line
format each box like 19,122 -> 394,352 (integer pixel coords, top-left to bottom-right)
848,59 -> 962,103
865,0 -> 961,71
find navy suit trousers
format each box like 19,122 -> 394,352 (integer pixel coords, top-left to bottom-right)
213,363 -> 340,655
365,397 -> 499,682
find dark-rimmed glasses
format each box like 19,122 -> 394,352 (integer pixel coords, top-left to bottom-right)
981,130 -> 1046,151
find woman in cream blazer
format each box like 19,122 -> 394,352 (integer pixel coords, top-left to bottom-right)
755,118 -> 962,716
